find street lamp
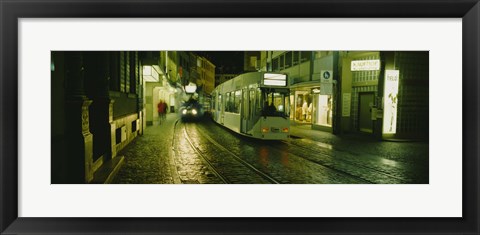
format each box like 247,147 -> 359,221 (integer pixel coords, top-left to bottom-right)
185,82 -> 197,94
143,65 -> 160,82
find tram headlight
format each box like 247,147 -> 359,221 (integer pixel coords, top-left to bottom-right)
191,109 -> 198,115
182,109 -> 187,115
282,127 -> 289,133
261,127 -> 269,133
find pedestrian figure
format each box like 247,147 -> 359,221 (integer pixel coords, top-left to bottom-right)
162,101 -> 168,121
157,100 -> 165,125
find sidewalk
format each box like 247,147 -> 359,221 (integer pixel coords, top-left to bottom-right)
111,113 -> 180,184
288,122 -> 429,164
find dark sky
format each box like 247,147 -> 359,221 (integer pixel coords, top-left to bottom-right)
195,51 -> 244,74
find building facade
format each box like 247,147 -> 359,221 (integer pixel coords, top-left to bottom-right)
261,51 -> 429,141
51,51 -> 143,183
339,51 -> 429,140
215,73 -> 238,87
52,51 -> 218,183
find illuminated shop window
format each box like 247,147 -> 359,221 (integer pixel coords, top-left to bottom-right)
314,94 -> 333,127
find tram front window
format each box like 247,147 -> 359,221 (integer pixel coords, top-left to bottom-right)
262,89 -> 289,117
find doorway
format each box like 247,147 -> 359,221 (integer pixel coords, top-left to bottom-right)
358,92 -> 374,133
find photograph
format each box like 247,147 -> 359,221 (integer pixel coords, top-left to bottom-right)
2,0 -> 479,233
51,51 -> 429,184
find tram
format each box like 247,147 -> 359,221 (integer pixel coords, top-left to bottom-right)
180,98 -> 204,121
211,72 -> 290,140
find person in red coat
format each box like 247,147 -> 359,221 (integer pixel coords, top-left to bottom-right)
157,100 -> 165,125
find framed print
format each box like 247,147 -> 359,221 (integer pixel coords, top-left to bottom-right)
1,0 -> 479,234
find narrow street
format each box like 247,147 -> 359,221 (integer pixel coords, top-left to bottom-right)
51,51 -> 430,185
112,113 -> 428,184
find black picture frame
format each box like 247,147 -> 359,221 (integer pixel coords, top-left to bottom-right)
1,0 -> 479,234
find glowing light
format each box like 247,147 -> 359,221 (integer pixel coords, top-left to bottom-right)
261,127 -> 269,133
264,73 -> 286,86
191,109 -> 197,115
182,109 -> 187,115
282,128 -> 289,133
143,65 -> 160,82
383,70 -> 400,134
185,82 -> 197,93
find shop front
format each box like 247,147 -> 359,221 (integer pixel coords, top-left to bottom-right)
338,51 -> 428,141
289,82 -> 334,133
291,90 -> 313,124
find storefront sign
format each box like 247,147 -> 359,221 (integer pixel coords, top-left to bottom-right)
342,93 -> 351,117
351,60 -> 380,71
383,70 -> 400,134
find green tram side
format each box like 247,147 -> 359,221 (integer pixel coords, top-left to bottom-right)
211,72 -> 290,140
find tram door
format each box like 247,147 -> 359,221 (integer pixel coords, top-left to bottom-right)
241,89 -> 249,133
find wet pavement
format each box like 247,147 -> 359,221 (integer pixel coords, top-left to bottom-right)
112,113 -> 180,184
112,114 -> 428,184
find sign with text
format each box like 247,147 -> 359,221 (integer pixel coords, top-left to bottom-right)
383,70 -> 400,134
263,73 -> 287,86
351,60 -> 380,71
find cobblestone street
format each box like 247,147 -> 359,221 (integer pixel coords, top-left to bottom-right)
112,114 -> 180,184
112,113 -> 428,184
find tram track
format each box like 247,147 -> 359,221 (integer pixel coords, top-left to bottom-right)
283,140 -> 410,183
172,119 -> 229,184
195,122 -> 371,184
182,124 -> 230,184
268,144 -> 376,184
190,119 -> 408,184
184,123 -> 281,184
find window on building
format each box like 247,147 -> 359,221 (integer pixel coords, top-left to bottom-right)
293,51 -> 300,65
119,52 -> 126,92
249,56 -> 257,69
300,51 -> 311,63
272,58 -> 279,71
279,54 -> 284,70
129,52 -> 137,94
109,52 -> 120,91
125,52 -> 131,93
285,52 -> 292,68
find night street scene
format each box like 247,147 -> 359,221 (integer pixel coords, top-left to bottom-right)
51,51 -> 428,184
